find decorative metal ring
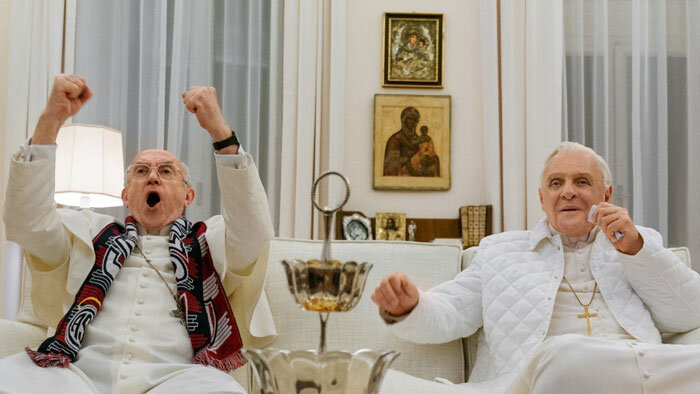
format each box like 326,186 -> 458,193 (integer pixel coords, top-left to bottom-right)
311,171 -> 350,214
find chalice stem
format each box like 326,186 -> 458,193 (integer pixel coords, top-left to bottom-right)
321,211 -> 333,263
319,312 -> 329,354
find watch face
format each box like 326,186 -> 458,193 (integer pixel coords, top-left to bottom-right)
346,220 -> 369,240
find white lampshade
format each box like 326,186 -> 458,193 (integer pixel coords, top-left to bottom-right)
55,124 -> 125,208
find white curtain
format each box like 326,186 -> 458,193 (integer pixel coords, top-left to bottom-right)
562,0 -> 700,270
278,0 -> 346,240
479,0 -> 564,233
72,0 -> 283,227
1,0 -> 70,320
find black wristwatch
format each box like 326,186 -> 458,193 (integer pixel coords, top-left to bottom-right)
212,131 -> 240,151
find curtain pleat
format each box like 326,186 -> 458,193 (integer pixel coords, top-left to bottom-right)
72,0 -> 282,226
563,0 -> 698,269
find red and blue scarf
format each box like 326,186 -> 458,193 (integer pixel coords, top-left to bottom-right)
25,216 -> 246,372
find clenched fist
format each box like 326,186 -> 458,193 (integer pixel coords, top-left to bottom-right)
31,74 -> 92,145
182,86 -> 232,143
371,272 -> 420,317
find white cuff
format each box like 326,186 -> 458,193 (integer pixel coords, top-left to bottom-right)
214,145 -> 248,169
17,138 -> 56,162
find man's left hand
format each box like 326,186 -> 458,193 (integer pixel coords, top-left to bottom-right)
593,202 -> 644,255
182,86 -> 237,153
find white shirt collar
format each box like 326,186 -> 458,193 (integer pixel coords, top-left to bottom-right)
135,222 -> 172,236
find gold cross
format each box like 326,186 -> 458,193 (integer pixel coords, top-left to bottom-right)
577,305 -> 598,336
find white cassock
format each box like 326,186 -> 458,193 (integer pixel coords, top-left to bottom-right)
0,142 -> 277,393
380,226 -> 700,394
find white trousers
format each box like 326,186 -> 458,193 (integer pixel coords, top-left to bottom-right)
508,334 -> 700,394
381,335 -> 700,394
0,352 -> 245,394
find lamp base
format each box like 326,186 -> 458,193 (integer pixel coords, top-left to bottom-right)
79,194 -> 91,209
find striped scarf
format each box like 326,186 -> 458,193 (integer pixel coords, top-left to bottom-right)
25,216 -> 246,372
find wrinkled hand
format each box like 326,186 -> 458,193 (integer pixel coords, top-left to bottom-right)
593,202 -> 643,255
182,86 -> 231,142
31,74 -> 92,145
371,272 -> 419,317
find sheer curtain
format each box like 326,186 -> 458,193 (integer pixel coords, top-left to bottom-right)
1,0 -> 68,319
562,0 -> 700,269
478,0 -> 564,232
72,0 -> 283,226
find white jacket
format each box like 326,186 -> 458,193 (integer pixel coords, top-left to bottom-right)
4,149 -> 277,349
389,218 -> 700,390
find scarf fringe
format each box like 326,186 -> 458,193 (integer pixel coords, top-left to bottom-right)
25,346 -> 71,368
193,348 -> 247,372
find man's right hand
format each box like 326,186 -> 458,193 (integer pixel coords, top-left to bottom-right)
370,272 -> 420,317
31,74 -> 92,145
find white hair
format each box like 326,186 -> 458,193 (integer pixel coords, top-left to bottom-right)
541,141 -> 612,188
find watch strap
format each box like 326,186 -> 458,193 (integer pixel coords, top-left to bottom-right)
212,131 -> 239,150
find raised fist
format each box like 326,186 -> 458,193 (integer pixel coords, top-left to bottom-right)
45,74 -> 92,124
182,86 -> 231,142
371,272 -> 420,317
31,74 -> 92,145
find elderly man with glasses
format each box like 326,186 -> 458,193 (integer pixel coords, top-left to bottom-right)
0,74 -> 275,393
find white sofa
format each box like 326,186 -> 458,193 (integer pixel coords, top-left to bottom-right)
2,238 -> 699,393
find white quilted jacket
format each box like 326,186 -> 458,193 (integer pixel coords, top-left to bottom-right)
389,218 -> 700,391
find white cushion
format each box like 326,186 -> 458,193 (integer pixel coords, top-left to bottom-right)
265,238 -> 465,383
379,369 -> 465,394
0,320 -> 46,358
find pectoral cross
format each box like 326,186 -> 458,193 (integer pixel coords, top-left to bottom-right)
577,305 -> 598,336
171,296 -> 186,326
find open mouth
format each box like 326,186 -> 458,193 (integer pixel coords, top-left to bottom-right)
146,192 -> 161,208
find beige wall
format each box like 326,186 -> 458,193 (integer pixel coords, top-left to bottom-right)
344,0 -> 487,220
0,0 -> 10,179
0,0 -> 12,318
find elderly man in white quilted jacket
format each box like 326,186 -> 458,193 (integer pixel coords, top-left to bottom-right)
373,142 -> 700,394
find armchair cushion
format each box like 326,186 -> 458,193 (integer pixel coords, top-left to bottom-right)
265,238 -> 466,383
0,319 -> 46,358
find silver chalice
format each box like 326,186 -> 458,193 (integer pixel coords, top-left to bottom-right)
244,171 -> 399,394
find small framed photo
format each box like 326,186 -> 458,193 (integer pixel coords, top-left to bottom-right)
375,212 -> 406,241
383,12 -> 444,88
373,94 -> 451,190
342,213 -> 373,240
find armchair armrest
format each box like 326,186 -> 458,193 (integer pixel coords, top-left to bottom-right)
662,327 -> 700,345
0,319 -> 47,358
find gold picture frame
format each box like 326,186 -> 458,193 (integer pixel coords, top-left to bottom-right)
382,12 -> 444,88
375,212 -> 406,241
373,94 -> 451,190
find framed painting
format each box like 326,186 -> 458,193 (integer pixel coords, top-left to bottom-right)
382,12 -> 444,88
373,94 -> 450,190
375,212 -> 406,241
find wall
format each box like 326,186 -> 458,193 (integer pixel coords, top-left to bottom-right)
0,0 -> 12,318
343,0 -> 487,220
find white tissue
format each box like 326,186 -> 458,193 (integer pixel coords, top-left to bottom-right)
588,205 -> 624,241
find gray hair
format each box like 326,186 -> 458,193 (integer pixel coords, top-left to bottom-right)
124,161 -> 192,188
541,141 -> 612,188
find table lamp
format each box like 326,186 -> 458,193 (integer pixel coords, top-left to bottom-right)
54,124 -> 125,209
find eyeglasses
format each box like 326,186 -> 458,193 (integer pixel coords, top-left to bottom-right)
127,162 -> 189,185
